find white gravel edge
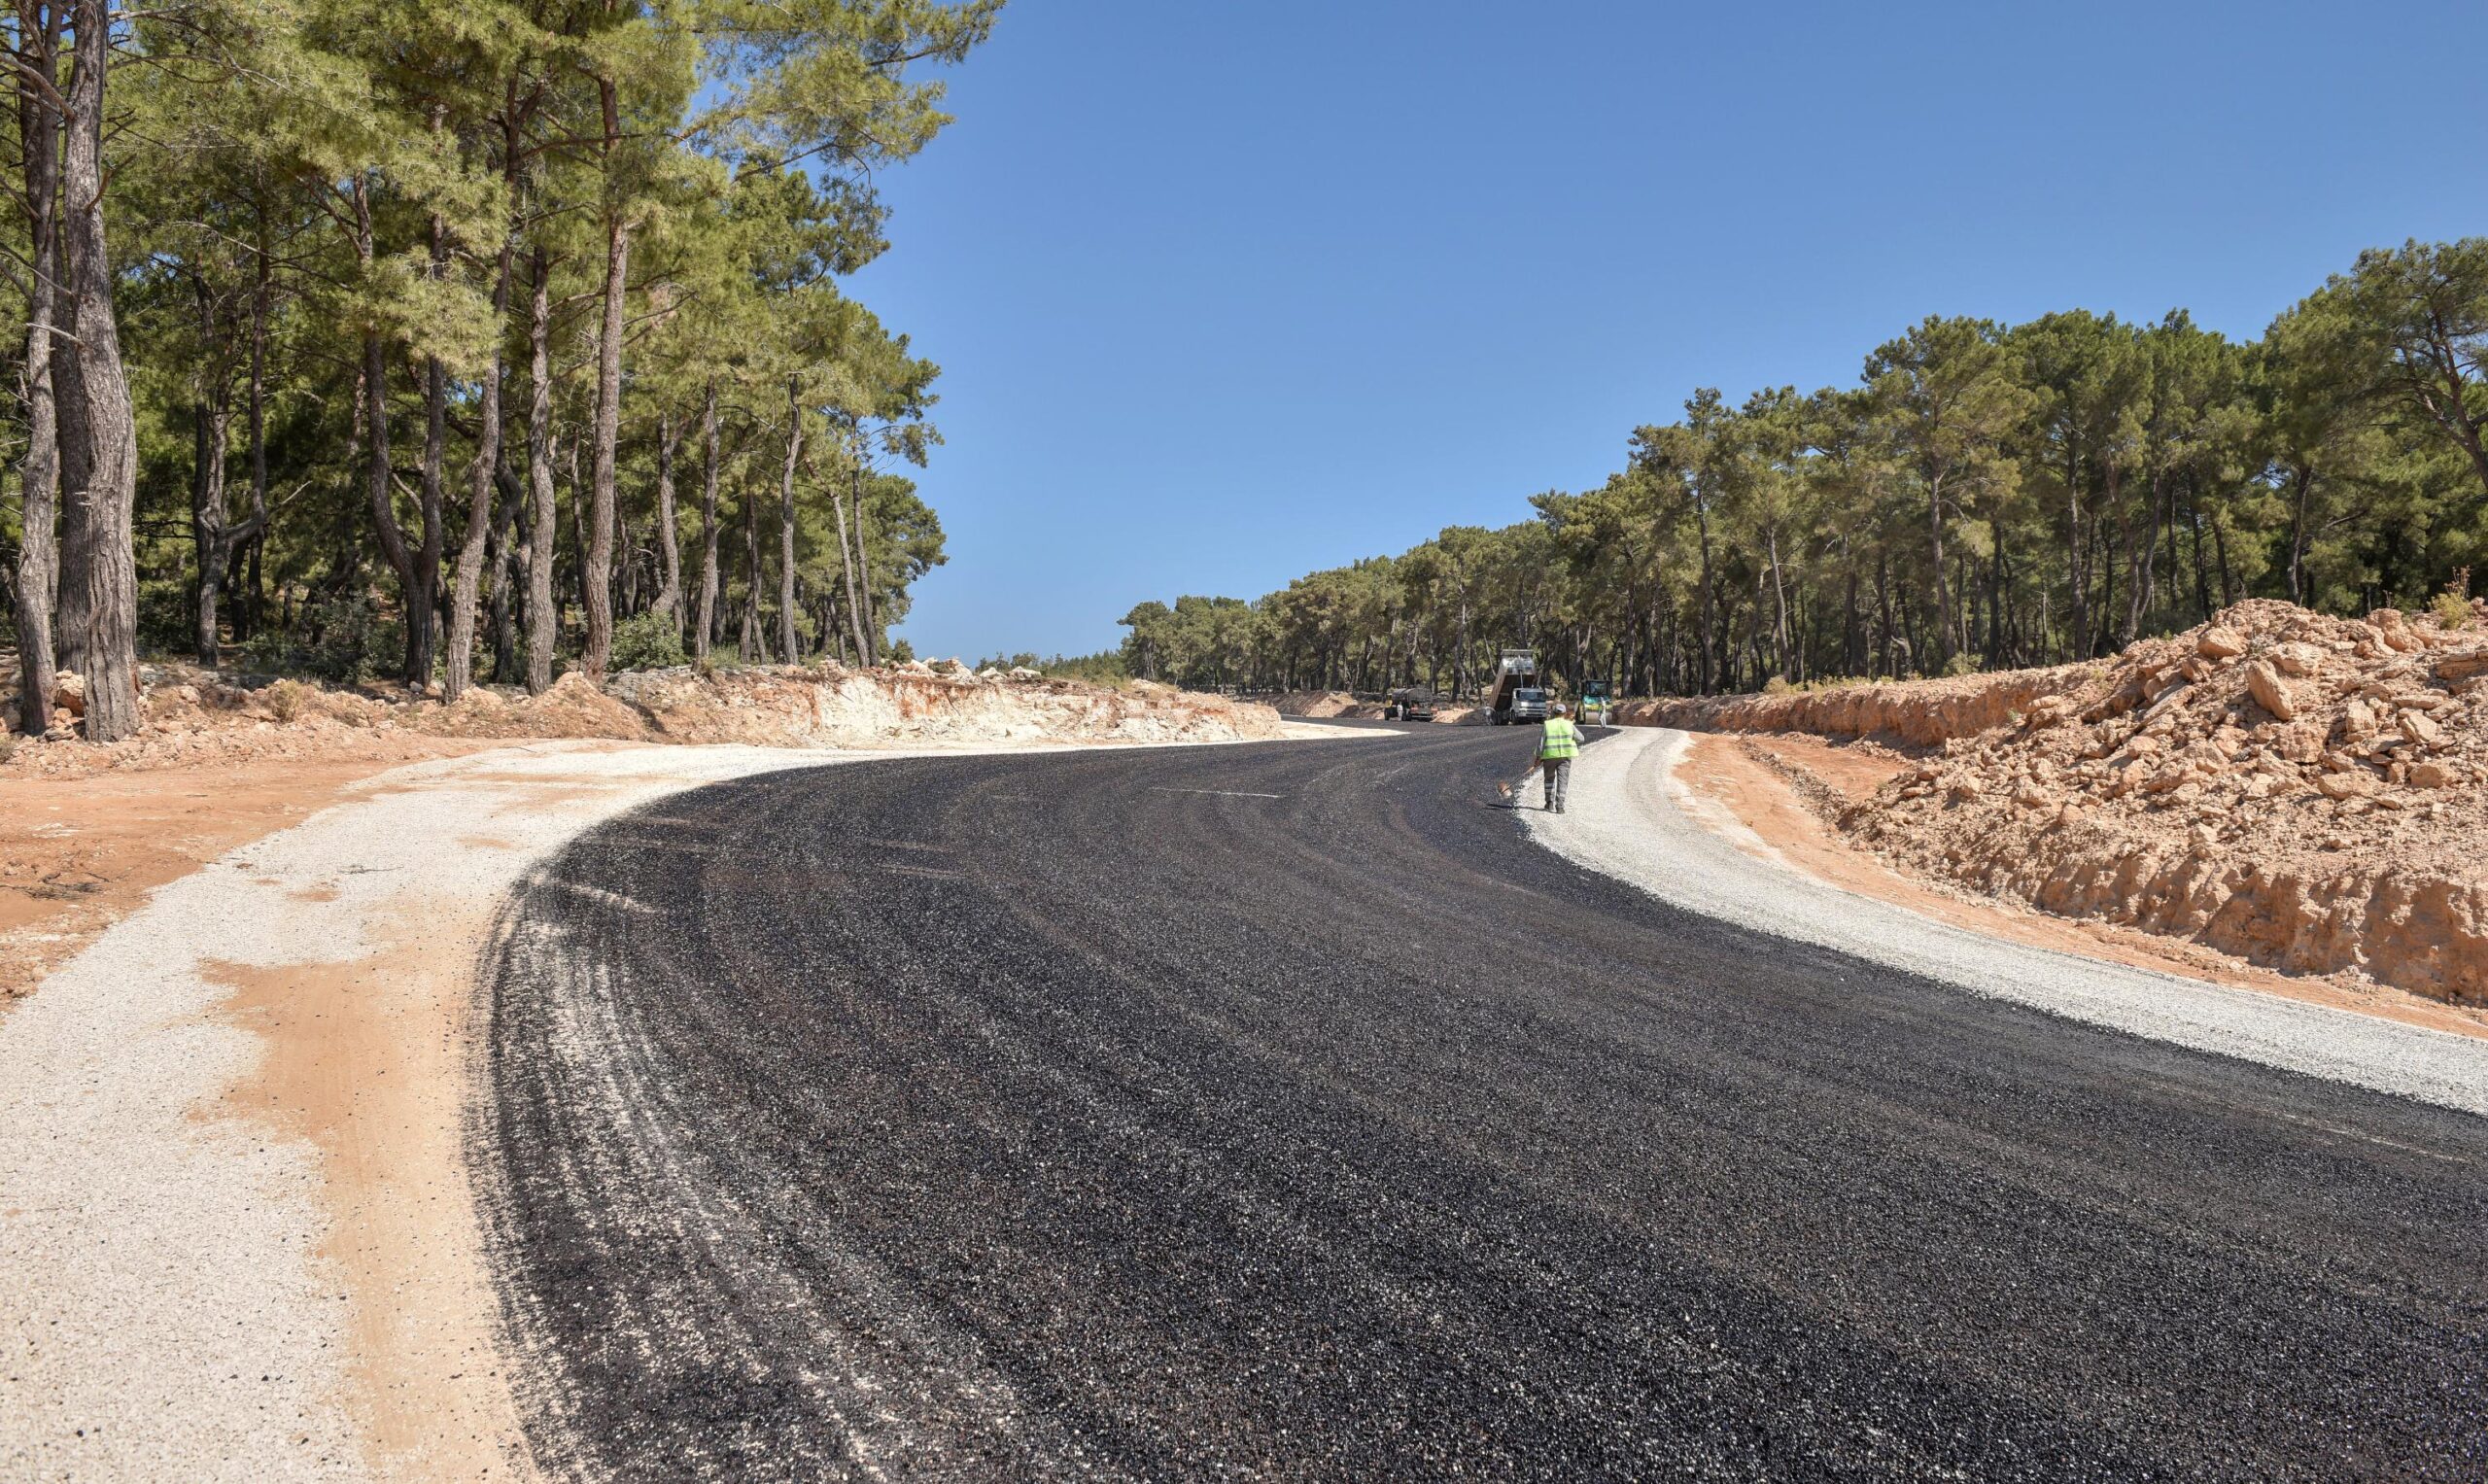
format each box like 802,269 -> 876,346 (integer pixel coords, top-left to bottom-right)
0,726 -> 1364,1480
1526,726 -> 2488,1117
0,742 -> 951,1480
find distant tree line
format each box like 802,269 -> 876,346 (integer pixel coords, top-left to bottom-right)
0,0 -> 1000,742
1121,240 -> 2488,700
969,649 -> 1128,682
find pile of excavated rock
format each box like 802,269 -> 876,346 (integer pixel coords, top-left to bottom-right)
1265,691 -> 1388,719
0,667 -> 92,742
1841,599 -> 2488,1003
1,658 -> 1285,777
1616,666 -> 2085,747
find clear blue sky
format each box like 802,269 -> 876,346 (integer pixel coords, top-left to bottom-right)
849,0 -> 2488,662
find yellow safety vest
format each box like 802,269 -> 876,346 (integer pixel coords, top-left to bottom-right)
1538,717 -> 1579,761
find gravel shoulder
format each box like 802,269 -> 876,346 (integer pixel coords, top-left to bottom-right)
0,742 -> 508,1007
0,726 -> 1362,1480
0,742 -> 845,1480
1530,726 -> 2488,1115
1680,731 -> 2488,1040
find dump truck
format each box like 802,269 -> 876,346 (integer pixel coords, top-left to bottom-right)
1488,649 -> 1547,726
1386,687 -> 1439,721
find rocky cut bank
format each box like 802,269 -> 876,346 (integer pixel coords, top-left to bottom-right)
1822,600 -> 2488,1003
0,659 -> 1288,777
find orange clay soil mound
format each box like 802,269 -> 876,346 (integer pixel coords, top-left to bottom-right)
1264,690 -> 1387,719
600,665 -> 1287,746
1,660 -> 1284,779
1265,691 -> 1489,724
1827,598 -> 2488,1004
1613,664 -> 2093,747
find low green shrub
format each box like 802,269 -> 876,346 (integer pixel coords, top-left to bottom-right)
239,589 -> 401,682
266,677 -> 316,722
2431,568 -> 2472,630
610,610 -> 687,672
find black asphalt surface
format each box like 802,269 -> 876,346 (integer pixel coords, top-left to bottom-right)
476,727 -> 2488,1481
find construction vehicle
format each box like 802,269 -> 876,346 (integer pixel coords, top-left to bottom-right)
1386,687 -> 1439,721
1577,677 -> 1614,726
1487,649 -> 1547,726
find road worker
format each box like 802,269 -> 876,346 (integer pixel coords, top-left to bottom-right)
1533,702 -> 1580,812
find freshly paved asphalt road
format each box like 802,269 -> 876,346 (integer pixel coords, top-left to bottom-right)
477,727 -> 2488,1481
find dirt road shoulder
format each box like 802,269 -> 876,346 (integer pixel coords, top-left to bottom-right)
1671,731 -> 2488,1042
1,724 -> 1368,1479
0,743 -> 853,1480
1529,727 -> 2488,1114
0,742 -> 506,1007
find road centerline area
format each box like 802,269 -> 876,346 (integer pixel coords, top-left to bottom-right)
477,730 -> 2488,1482
1148,785 -> 1289,799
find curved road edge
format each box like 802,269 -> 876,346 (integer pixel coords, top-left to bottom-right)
1530,726 -> 2488,1116
0,740 -> 1118,1480
0,728 -> 1371,1480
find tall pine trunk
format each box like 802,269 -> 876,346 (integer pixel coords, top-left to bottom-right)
777,377 -> 802,661
583,210 -> 628,676
445,233 -> 515,702
524,249 -> 558,694
740,449 -> 763,662
1765,524 -> 1791,680
566,436 -> 584,612
1925,470 -> 1952,670
695,382 -> 719,663
830,444 -> 869,666
652,408 -> 681,633
410,345 -> 447,685
359,328 -> 412,671
53,0 -> 138,742
2063,441 -> 2087,661
238,198 -> 270,647
190,373 -> 241,666
1690,485 -> 1717,691
488,467 -> 522,682
849,458 -> 877,664
12,4 -> 60,736
351,173 -> 435,690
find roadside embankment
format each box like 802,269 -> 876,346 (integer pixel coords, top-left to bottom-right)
1263,689 -> 1386,719
1622,599 -> 2488,1005
1530,726 -> 2488,1112
0,664 -> 1281,1008
1262,689 -> 1482,724
2,659 -> 1285,780
1611,665 -> 2090,747
1671,729 -> 2488,1040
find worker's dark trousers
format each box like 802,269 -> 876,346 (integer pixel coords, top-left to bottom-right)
1539,758 -> 1571,811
